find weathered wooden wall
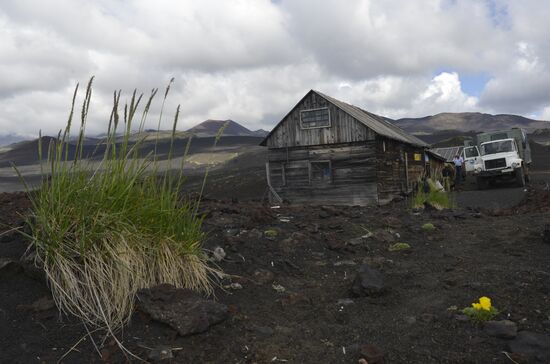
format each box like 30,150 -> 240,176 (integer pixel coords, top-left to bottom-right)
265,92 -> 376,148
375,137 -> 426,204
267,142 -> 378,206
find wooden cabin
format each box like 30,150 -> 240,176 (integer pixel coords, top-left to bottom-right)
260,90 -> 429,206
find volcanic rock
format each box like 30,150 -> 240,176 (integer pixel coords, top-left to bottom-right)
137,284 -> 228,336
484,320 -> 517,339
351,264 -> 385,297
543,225 -> 550,244
360,343 -> 385,363
507,331 -> 550,362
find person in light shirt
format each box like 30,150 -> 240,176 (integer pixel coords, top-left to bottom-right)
453,154 -> 464,186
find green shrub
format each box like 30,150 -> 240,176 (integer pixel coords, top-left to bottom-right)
264,229 -> 278,238
411,179 -> 454,210
17,78 -> 213,337
388,242 -> 411,251
422,223 -> 435,231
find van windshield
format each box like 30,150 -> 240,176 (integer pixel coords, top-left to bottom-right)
480,140 -> 514,155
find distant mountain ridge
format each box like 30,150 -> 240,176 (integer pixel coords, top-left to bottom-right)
392,112 -> 549,134
0,134 -> 28,148
185,119 -> 268,138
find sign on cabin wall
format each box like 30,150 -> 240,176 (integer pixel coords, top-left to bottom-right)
414,153 -> 422,161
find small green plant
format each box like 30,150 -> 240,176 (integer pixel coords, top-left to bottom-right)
412,178 -> 454,210
462,296 -> 499,322
388,242 -> 411,251
422,223 -> 435,231
264,229 -> 278,238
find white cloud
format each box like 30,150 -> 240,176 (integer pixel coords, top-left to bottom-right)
0,0 -> 550,139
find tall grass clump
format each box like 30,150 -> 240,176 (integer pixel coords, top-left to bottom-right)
19,77 -> 213,341
411,178 -> 454,210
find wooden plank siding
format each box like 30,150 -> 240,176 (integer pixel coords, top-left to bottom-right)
267,142 -> 378,206
262,90 -> 429,206
266,92 -> 376,148
376,137 -> 427,204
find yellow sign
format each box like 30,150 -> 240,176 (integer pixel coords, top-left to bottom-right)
414,153 -> 422,161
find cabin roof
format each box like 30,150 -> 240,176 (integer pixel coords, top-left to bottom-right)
261,90 -> 428,148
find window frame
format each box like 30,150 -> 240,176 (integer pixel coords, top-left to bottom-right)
309,160 -> 332,185
300,107 -> 331,130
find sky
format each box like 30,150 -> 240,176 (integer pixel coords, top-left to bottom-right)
1,0 -> 550,137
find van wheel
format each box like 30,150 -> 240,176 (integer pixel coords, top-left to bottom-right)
516,168 -> 526,187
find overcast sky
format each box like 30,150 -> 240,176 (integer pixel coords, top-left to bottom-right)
1,0 -> 550,137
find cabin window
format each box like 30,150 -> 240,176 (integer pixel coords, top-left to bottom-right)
268,162 -> 286,187
300,107 -> 331,129
309,160 -> 332,184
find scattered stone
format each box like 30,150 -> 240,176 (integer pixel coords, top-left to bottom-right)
0,258 -> 21,276
318,211 -> 331,219
291,232 -> 308,242
252,269 -> 274,285
275,326 -> 293,335
251,325 -> 274,338
420,313 -> 437,323
224,228 -> 240,237
334,260 -> 357,267
31,296 -> 55,312
382,216 -> 401,228
455,314 -> 469,322
148,346 -> 174,361
351,264 -> 385,297
279,238 -> 296,253
347,237 -> 366,246
17,296 -> 56,313
337,298 -> 354,306
484,320 -> 518,339
137,284 -> 228,336
325,234 -> 347,251
248,229 -> 263,239
507,331 -> 550,362
358,359 -> 368,364
364,256 -> 388,268
404,316 -> 416,325
212,247 -> 226,262
272,284 -> 286,293
359,343 -> 385,363
373,229 -> 396,244
543,226 -> 550,244
229,283 -> 243,290
281,292 -> 310,306
388,242 -> 411,252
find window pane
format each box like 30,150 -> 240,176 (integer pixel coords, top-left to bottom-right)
301,108 -> 330,128
311,161 -> 331,183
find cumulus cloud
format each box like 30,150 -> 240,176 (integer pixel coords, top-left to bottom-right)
0,0 -> 549,139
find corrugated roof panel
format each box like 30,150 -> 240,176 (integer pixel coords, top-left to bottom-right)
430,146 -> 464,162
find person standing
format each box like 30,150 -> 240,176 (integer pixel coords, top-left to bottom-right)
453,154 -> 464,187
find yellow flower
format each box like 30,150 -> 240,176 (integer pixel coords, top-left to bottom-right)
479,297 -> 491,311
472,302 -> 482,310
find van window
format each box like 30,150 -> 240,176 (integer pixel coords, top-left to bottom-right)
464,147 -> 479,158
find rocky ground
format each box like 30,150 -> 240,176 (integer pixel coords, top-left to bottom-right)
1,178 -> 550,363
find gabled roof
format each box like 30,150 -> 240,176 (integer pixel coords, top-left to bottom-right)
261,90 -> 428,148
